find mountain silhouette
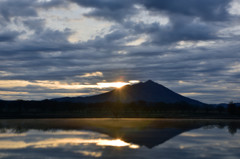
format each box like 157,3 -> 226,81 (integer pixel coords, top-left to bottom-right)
0,119 -> 207,148
53,80 -> 204,105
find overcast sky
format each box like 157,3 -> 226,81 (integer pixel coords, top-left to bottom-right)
0,0 -> 240,103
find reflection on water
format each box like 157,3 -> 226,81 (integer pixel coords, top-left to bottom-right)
0,119 -> 239,159
0,129 -> 139,159
97,139 -> 139,148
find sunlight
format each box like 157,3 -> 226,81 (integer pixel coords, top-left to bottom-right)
129,80 -> 140,84
97,82 -> 129,88
97,139 -> 129,147
126,36 -> 147,46
97,139 -> 140,149
0,80 -> 138,91
0,79 -> 141,100
0,137 -> 140,150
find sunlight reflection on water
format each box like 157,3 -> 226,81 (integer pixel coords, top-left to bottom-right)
0,119 -> 239,159
0,129 -> 140,158
0,130 -> 139,149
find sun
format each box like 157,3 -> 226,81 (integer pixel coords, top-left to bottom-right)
97,82 -> 129,89
112,82 -> 129,88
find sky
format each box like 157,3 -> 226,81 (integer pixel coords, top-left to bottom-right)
0,0 -> 240,103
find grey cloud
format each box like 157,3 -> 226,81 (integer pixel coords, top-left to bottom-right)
84,6 -> 136,22
0,29 -> 81,55
0,0 -> 67,22
71,0 -> 230,45
0,0 -> 37,21
36,0 -> 68,9
36,28 -> 73,43
124,18 -> 218,45
0,31 -> 20,42
72,0 -> 232,22
71,0 -> 137,22
23,19 -> 45,33
141,0 -> 232,21
155,18 -> 217,43
0,85 -> 103,94
84,29 -> 129,51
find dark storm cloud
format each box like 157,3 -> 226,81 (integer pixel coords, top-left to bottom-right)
141,0 -> 232,21
72,0 -> 230,44
0,0 -> 75,53
0,0 -> 67,21
72,0 -> 232,22
71,0 -> 137,22
0,0 -> 37,21
0,31 -> 20,42
124,19 -> 217,45
0,29 -> 81,55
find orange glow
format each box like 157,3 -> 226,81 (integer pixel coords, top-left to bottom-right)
0,137 -> 139,149
97,139 -> 129,147
0,80 -> 140,90
97,82 -> 129,88
96,139 -> 139,149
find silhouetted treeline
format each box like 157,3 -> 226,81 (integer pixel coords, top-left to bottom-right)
0,100 -> 240,118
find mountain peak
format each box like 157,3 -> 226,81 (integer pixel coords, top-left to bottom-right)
143,80 -> 162,87
145,80 -> 155,83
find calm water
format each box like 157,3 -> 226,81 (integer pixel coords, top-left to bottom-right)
0,119 -> 239,159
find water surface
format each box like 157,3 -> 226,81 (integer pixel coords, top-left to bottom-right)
0,119 -> 239,159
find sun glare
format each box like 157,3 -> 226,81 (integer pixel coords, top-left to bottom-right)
97,80 -> 140,89
97,82 -> 129,88
97,139 -> 129,147
97,139 -> 139,148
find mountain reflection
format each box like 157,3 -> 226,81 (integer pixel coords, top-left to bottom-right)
0,119 -> 240,159
0,119 -> 239,149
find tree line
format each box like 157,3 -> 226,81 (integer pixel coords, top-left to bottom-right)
0,100 -> 239,118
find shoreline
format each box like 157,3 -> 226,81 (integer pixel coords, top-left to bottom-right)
0,116 -> 240,120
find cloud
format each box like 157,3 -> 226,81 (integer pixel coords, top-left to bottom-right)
141,0 -> 232,21
71,0 -> 137,22
0,0 -> 240,103
77,72 -> 103,78
125,19 -> 217,45
23,19 -> 45,33
71,0 -> 232,23
71,0 -> 230,45
0,31 -> 20,42
0,0 -> 37,22
0,0 -> 67,22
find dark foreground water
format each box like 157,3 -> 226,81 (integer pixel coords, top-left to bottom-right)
0,118 -> 239,159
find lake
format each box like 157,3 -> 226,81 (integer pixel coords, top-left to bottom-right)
0,118 -> 239,159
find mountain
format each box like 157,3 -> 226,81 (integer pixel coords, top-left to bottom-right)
53,80 -> 204,105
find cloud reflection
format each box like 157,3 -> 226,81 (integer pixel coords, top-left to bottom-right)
75,151 -> 102,158
33,138 -> 139,149
0,130 -> 139,150
0,130 -> 139,158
